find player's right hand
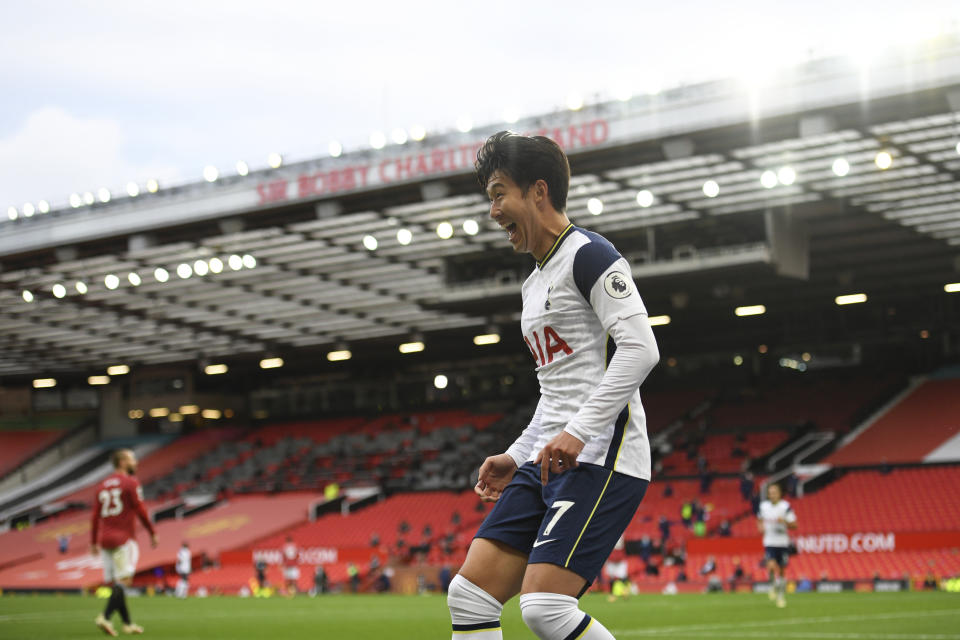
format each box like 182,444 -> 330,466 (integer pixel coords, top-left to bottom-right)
150,534 -> 158,548
475,454 -> 517,503
90,544 -> 99,556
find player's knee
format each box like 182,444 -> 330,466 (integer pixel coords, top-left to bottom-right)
447,574 -> 503,625
519,593 -> 578,639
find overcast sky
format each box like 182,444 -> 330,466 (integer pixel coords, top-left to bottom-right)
1,0 -> 958,209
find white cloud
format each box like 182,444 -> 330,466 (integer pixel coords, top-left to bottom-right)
0,107 -> 180,207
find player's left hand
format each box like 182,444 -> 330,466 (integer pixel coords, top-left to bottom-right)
534,431 -> 584,486
150,534 -> 158,548
90,544 -> 99,557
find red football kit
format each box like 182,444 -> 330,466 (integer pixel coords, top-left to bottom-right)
91,472 -> 155,550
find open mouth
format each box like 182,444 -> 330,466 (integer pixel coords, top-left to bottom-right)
506,223 -> 518,242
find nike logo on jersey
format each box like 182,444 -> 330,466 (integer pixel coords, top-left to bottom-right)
532,538 -> 555,548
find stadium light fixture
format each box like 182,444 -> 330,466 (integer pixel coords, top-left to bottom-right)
702,180 -> 720,198
88,375 -> 110,386
236,160 -> 249,176
462,219 -> 480,235
177,263 -> 192,279
399,341 -> 425,354
362,235 -> 378,251
69,193 -> 82,208
104,274 -> 120,290
397,228 -> 413,245
502,107 -> 520,124
193,259 -> 209,276
473,333 -> 501,346
566,94 -> 584,111
204,363 -> 228,375
179,405 -> 200,415
128,272 -> 141,286
6,206 -> 17,220
203,166 -> 219,182
328,141 -> 343,158
228,254 -> 243,271
945,282 -> 960,293
202,409 -> 221,420
436,221 -> 454,239
83,192 -> 95,205
128,409 -> 144,419
327,349 -> 352,362
154,267 -> 169,282
832,158 -> 850,177
33,378 -> 56,388
735,304 -> 766,317
801,352 -> 812,362
614,85 -> 633,102
391,128 -> 408,145
733,355 -> 744,366
75,281 -> 88,294
587,198 -> 603,215
409,125 -> 426,142
107,365 -> 130,376
758,344 -> 768,354
760,170 -> 778,189
636,190 -> 654,208
835,293 -> 867,305
37,200 -> 50,213
146,179 -> 159,193
149,408 -> 169,418
22,290 -> 34,302
648,315 -> 671,326
242,254 -> 257,269
267,152 -> 283,168
126,182 -> 140,197
168,413 -> 183,423
52,283 -> 66,298
875,151 -> 893,170
369,131 -> 386,149
22,203 -> 35,217
434,374 -> 449,389
209,257 -> 223,274
259,357 -> 284,369
777,167 -> 796,186
456,115 -> 473,133
97,188 -> 111,203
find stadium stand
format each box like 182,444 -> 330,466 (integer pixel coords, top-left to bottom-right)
829,378 -> 960,465
0,430 -> 65,478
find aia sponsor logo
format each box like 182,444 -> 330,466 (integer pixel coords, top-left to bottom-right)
524,326 -> 572,367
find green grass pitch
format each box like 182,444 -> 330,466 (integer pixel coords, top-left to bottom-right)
0,591 -> 957,639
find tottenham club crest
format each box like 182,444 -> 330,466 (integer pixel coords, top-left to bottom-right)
603,271 -> 631,299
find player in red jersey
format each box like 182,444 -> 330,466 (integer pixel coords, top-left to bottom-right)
91,449 -> 157,636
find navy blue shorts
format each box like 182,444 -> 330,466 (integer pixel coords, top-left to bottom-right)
474,462 -> 648,585
764,546 -> 790,568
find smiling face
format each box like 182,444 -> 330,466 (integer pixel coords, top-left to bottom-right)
767,483 -> 782,503
486,170 -> 556,259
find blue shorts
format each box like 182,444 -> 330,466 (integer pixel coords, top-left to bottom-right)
764,546 -> 790,568
474,462 -> 648,586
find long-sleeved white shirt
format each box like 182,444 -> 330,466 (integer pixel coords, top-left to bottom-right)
505,225 -> 659,480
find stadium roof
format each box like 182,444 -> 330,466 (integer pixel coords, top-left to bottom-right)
2,41 -> 960,379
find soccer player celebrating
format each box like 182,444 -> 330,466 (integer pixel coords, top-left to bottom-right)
757,482 -> 797,608
446,132 -> 659,640
91,449 -> 158,636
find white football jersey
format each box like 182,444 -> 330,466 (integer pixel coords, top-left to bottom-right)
176,547 -> 191,575
758,499 -> 796,547
506,225 -> 654,480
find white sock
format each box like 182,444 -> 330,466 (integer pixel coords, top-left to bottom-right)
447,574 -> 503,640
519,592 -> 615,640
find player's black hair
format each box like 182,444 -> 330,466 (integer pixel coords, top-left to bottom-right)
475,131 -> 570,213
